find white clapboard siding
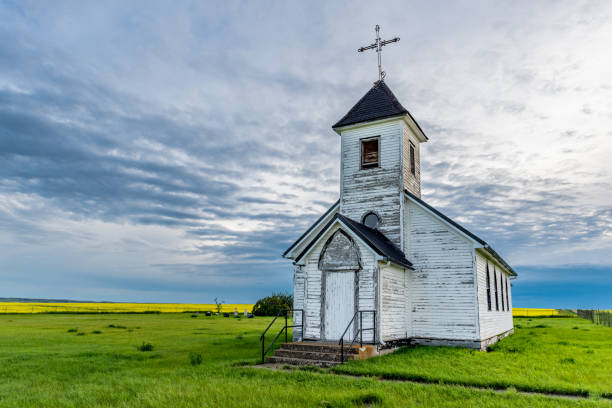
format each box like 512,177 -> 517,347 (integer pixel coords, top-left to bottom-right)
381,263 -> 408,340
405,200 -> 479,340
292,265 -> 306,340
475,251 -> 514,340
358,262 -> 377,344
340,119 -> 403,246
304,262 -> 322,339
401,122 -> 421,198
299,223 -> 377,340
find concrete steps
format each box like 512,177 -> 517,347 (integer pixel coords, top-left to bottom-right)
266,342 -> 360,367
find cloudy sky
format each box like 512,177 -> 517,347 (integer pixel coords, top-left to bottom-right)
1,1 -> 611,307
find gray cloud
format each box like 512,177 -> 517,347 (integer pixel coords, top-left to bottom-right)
0,1 -> 611,302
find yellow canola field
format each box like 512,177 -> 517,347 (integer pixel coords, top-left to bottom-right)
512,308 -> 565,317
0,303 -> 254,314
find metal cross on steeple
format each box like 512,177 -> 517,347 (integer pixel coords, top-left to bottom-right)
358,25 -> 400,82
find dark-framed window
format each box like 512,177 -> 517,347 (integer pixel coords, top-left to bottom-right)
505,277 -> 510,311
361,137 -> 379,169
409,141 -> 416,175
485,263 -> 492,311
362,212 -> 381,229
501,271 -> 505,311
494,267 -> 499,311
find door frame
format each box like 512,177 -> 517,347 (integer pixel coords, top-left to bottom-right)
320,269 -> 359,341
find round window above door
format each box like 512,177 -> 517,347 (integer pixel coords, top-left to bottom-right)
362,212 -> 380,229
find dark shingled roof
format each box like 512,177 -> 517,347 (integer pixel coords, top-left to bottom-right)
338,214 -> 412,269
294,213 -> 413,270
332,80 -> 408,129
404,190 -> 517,276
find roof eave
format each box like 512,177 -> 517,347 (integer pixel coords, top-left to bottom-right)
379,256 -> 414,270
332,113 -> 428,143
293,214 -> 413,269
404,189 -> 516,277
482,246 -> 518,277
404,190 -> 485,246
282,200 -> 340,259
332,113 -> 408,135
403,112 -> 428,142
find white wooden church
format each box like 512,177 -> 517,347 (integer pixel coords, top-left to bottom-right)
283,80 -> 517,351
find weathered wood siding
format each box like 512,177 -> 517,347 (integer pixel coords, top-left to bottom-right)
292,265 -> 305,340
340,119 -> 403,246
401,122 -> 421,198
404,199 -> 479,340
381,263 -> 409,340
299,223 -> 378,340
475,250 -> 513,340
357,259 -> 377,343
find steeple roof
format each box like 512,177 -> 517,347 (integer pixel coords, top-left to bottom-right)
332,80 -> 409,129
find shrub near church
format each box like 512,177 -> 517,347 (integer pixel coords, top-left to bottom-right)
252,293 -> 293,316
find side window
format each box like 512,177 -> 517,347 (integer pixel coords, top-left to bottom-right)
494,267 -> 499,311
501,271 -> 505,311
409,141 -> 416,175
505,277 -> 510,311
361,137 -> 379,169
486,263 -> 492,311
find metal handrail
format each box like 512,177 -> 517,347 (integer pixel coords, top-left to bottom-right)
339,311 -> 358,343
260,309 -> 285,341
260,309 -> 304,363
339,310 -> 377,363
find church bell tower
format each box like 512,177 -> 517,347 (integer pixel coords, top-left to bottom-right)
332,80 -> 428,247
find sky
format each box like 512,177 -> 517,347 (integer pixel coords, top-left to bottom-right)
0,1 -> 611,307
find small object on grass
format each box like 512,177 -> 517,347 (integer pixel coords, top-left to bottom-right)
247,314 -> 254,319
223,313 -> 230,317
191,314 -> 198,318
205,311 -> 212,316
76,332 -> 85,336
352,393 -> 383,406
137,342 -> 154,352
189,352 -> 203,366
67,328 -> 78,333
92,330 -> 102,334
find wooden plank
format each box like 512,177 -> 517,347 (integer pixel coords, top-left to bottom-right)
405,200 -> 479,340
324,271 -> 355,340
475,251 -> 514,339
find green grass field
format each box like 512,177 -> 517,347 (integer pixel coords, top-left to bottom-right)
0,314 -> 610,407
335,317 -> 612,397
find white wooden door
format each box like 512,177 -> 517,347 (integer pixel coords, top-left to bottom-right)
324,271 -> 355,340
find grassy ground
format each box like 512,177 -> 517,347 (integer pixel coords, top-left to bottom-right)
0,314 -> 609,407
335,317 -> 612,397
